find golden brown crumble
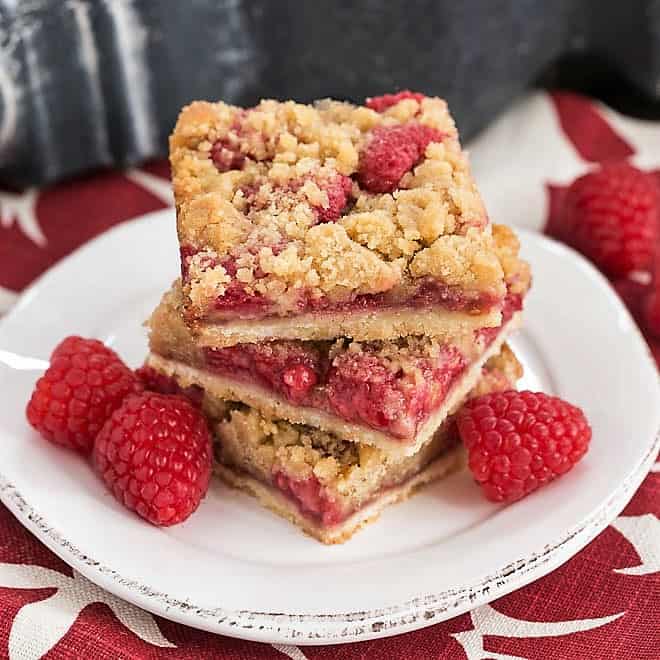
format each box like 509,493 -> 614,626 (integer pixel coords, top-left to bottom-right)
214,403 -> 457,510
492,224 -> 532,296
170,95 -> 511,318
470,344 -> 523,398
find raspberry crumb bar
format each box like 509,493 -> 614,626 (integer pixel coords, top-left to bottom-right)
145,242 -> 527,456
170,94 -> 518,346
142,345 -> 522,544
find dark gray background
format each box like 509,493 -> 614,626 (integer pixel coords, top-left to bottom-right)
1,0 -> 659,187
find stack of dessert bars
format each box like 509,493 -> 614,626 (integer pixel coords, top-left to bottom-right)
142,95 -> 531,543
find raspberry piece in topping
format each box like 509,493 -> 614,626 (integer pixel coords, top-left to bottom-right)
315,174 -> 353,222
365,90 -> 426,113
555,163 -> 659,278
357,123 -> 443,193
93,392 -> 212,526
457,390 -> 591,503
210,137 -> 245,172
26,336 -> 142,453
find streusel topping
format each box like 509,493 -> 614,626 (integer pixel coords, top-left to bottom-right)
170,94 -> 504,318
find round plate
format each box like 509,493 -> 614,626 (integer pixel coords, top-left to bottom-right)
0,210 -> 658,645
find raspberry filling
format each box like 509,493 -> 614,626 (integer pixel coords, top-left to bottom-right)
203,340 -> 468,440
476,292 -> 522,345
272,435 -> 460,529
326,347 -> 465,439
273,471 -> 345,527
201,283 -> 500,321
313,174 -> 353,222
180,248 -> 269,314
204,341 -> 322,405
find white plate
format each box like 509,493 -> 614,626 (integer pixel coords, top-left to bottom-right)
0,210 -> 658,645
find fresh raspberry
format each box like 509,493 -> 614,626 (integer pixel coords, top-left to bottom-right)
93,392 -> 212,526
315,174 -> 353,222
365,90 -> 426,113
26,337 -> 142,453
457,390 -> 591,503
556,163 -> 659,278
210,137 -> 245,172
357,123 -> 443,193
643,289 -> 660,339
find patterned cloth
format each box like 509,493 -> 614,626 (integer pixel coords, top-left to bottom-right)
0,92 -> 658,659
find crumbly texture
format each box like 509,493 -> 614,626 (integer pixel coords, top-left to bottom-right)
492,224 -> 532,296
470,343 -> 523,397
214,403 -> 457,522
170,95 -> 511,325
157,218 -> 529,349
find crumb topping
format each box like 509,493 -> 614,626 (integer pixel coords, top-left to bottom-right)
170,95 -> 504,318
492,224 -> 532,295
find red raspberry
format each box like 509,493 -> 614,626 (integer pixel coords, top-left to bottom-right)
26,336 -> 142,453
643,289 -> 660,339
365,90 -> 426,113
457,390 -> 591,503
93,392 -> 213,526
315,174 -> 353,222
210,137 -> 245,172
357,123 -> 443,193
557,163 -> 659,278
